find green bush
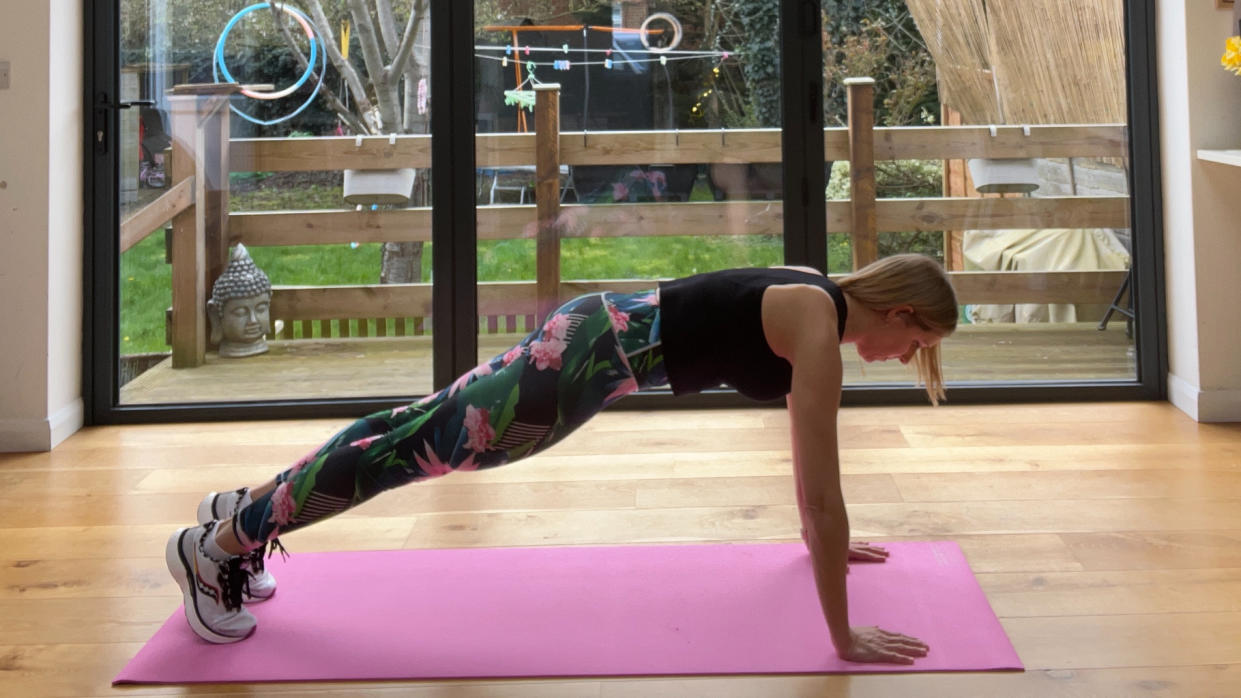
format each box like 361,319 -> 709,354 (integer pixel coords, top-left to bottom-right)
826,159 -> 944,266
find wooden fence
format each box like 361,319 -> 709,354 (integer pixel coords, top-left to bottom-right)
122,80 -> 1130,368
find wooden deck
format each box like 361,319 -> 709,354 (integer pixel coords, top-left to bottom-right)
2,402 -> 1240,696
119,322 -> 1136,405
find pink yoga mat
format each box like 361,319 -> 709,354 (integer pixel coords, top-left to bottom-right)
115,541 -> 1020,684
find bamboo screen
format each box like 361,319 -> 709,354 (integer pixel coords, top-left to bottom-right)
905,0 -> 1126,125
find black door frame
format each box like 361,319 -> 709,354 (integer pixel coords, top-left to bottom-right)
83,0 -> 1165,423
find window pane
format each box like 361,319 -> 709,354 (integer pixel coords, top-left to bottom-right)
823,1 -> 1135,389
117,1 -> 436,404
472,1 -> 782,377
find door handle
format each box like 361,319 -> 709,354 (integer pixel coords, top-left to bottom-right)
93,94 -> 154,154
95,98 -> 155,111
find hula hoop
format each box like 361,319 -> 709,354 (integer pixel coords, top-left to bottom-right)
213,2 -> 326,126
639,12 -> 683,53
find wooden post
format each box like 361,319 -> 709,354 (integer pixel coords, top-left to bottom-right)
202,97 -> 231,290
941,104 -> 966,271
534,84 -> 562,324
166,84 -> 241,368
167,94 -> 207,368
845,77 -> 877,270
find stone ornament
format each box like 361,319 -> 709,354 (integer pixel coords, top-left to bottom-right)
208,243 -> 273,358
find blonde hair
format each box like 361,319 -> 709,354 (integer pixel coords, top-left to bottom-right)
837,254 -> 958,405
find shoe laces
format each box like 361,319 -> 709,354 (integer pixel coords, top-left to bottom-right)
198,521 -> 248,611
246,537 -> 290,575
220,557 -> 247,610
229,487 -> 250,518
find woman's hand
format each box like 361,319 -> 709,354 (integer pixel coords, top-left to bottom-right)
800,534 -> 889,573
837,626 -> 929,665
800,531 -> 890,561
847,541 -> 889,562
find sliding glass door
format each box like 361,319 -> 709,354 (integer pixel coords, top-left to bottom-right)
85,0 -> 1165,421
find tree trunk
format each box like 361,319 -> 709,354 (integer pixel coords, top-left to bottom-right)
379,170 -> 430,283
380,241 -> 423,283
379,1 -> 433,286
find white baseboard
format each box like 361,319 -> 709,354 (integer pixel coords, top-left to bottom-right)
48,398 -> 84,448
0,398 -> 84,452
1167,373 -> 1241,422
1167,373 -> 1199,421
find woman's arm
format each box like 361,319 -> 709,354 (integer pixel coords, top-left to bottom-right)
788,349 -> 854,651
763,285 -> 852,649
764,285 -> 929,664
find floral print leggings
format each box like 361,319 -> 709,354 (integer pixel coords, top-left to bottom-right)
231,291 -> 665,548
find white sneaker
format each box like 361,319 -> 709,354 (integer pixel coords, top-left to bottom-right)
197,488 -> 249,524
197,488 -> 278,602
165,522 -> 257,644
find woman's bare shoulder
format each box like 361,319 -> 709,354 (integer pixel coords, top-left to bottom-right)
761,283 -> 840,361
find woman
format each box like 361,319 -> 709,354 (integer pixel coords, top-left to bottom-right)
168,253 -> 955,665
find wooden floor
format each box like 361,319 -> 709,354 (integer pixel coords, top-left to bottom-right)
120,323 -> 1136,404
4,401 -> 1240,696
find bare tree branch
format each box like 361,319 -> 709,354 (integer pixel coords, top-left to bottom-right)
301,0 -> 379,132
347,0 -> 400,131
389,3 -> 420,82
399,0 -> 431,133
375,0 -> 401,59
267,2 -> 370,134
390,0 -> 426,133
375,0 -> 407,132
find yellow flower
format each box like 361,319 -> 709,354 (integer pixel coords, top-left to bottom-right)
1223,36 -> 1241,76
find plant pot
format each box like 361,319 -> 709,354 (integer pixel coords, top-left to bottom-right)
966,158 -> 1040,195
343,168 -> 416,206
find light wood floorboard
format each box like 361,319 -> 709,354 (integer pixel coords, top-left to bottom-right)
2,401 -> 1240,696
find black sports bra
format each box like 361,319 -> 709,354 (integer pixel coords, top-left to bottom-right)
657,268 -> 847,401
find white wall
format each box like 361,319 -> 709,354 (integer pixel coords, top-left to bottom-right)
0,0 -> 83,451
1159,2 -> 1241,421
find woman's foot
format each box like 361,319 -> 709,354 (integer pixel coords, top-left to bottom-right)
197,488 -> 278,602
165,521 -> 257,644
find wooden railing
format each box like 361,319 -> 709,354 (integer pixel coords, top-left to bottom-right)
121,80 -> 1131,367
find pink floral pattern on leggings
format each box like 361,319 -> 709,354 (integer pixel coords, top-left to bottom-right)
463,405 -> 495,452
606,303 -> 630,332
269,482 -> 296,527
543,313 -> 570,340
529,337 -> 567,370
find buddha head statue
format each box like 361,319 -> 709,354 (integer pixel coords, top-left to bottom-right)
208,244 -> 273,358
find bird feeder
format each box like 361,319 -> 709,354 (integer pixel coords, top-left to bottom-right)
343,168 -> 416,205
343,133 -> 416,206
966,157 -> 1040,195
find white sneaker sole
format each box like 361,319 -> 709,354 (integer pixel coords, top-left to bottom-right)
165,527 -> 255,644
